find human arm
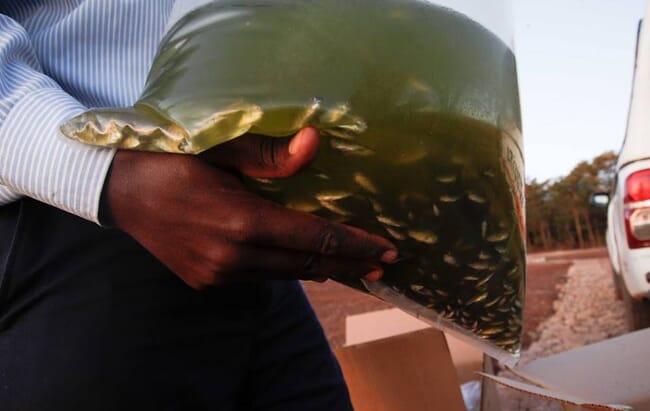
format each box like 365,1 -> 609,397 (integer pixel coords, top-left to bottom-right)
0,2 -> 397,287
104,128 -> 398,289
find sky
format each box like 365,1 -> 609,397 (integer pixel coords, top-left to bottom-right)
513,0 -> 647,181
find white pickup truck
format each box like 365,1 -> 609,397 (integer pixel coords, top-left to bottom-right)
592,8 -> 650,330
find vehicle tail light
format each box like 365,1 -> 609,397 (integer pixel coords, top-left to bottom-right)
624,169 -> 650,249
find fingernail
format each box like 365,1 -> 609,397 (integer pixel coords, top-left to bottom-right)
364,270 -> 383,282
381,249 -> 399,263
288,133 -> 301,155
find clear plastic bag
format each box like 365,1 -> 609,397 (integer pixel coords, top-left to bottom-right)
61,0 -> 525,365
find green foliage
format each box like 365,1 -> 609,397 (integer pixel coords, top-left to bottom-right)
525,151 -> 617,250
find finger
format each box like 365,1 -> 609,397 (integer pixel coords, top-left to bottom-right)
213,242 -> 385,282
221,197 -> 398,263
203,128 -> 320,178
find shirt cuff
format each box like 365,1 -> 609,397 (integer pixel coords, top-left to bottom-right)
0,87 -> 116,224
0,184 -> 21,204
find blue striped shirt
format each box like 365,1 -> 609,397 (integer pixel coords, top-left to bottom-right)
0,0 -> 175,223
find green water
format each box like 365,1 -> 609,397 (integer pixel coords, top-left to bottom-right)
135,0 -> 522,152
248,112 -> 525,355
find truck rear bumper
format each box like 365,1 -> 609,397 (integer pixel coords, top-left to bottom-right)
621,249 -> 650,299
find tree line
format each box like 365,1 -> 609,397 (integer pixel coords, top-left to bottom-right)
525,151 -> 617,251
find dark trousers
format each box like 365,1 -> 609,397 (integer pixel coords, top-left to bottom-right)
0,198 -> 352,411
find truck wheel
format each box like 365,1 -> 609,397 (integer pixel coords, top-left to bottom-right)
611,267 -> 623,301
622,282 -> 650,331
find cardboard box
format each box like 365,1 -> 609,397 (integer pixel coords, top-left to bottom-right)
336,328 -> 467,411
337,309 -> 486,411
344,308 -> 484,385
337,309 -> 650,410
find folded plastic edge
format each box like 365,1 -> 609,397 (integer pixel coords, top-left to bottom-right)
59,107 -> 190,153
361,279 -> 520,367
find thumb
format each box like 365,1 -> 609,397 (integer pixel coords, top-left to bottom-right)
202,128 -> 320,178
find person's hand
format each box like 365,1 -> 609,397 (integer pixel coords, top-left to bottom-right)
103,128 -> 398,290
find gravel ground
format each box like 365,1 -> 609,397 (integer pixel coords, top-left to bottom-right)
497,255 -> 628,410
522,261 -> 571,347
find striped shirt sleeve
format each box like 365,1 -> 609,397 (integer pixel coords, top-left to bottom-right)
0,181 -> 20,204
0,13 -> 115,223
0,1 -> 174,223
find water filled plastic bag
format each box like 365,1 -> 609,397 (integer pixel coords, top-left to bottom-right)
61,0 -> 525,364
